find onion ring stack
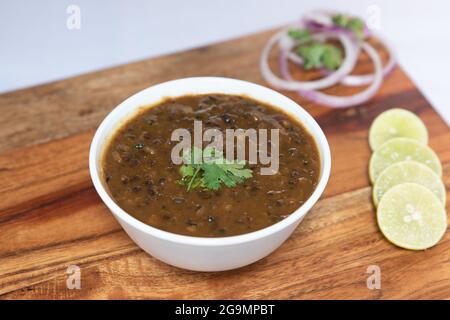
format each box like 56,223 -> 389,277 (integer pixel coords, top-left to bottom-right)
260,11 -> 397,108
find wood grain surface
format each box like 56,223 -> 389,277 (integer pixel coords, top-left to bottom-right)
0,29 -> 449,300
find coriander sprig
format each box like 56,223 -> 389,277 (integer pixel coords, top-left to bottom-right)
287,28 -> 342,71
332,14 -> 365,39
297,41 -> 342,70
179,147 -> 253,191
287,13 -> 365,71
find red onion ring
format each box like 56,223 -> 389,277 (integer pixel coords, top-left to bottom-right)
260,11 -> 395,108
339,35 -> 396,86
279,41 -> 383,108
296,11 -> 395,87
302,10 -> 372,39
286,34 -> 396,87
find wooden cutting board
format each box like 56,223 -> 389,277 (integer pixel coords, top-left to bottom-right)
0,28 -> 449,300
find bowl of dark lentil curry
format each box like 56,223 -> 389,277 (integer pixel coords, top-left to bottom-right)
90,77 -> 331,271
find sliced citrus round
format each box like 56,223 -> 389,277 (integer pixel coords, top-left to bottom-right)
377,183 -> 447,250
373,161 -> 446,207
369,108 -> 428,151
369,137 -> 442,183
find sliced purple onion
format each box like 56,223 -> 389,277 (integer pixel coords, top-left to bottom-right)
339,35 -> 396,86
302,10 -> 372,39
287,51 -> 304,65
286,33 -> 396,87
280,41 -> 383,108
260,29 -> 360,91
260,11 -> 395,108
302,10 -> 335,27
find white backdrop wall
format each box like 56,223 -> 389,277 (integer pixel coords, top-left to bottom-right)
1,0 -> 448,123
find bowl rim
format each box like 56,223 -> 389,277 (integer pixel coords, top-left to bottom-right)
89,77 -> 331,247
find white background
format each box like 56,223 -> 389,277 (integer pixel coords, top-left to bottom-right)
1,0 -> 449,124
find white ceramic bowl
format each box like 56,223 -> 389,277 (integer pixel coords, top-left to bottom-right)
89,77 -> 331,271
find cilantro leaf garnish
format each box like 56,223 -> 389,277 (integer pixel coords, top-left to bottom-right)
320,44 -> 342,70
297,42 -> 342,70
179,147 -> 253,191
332,14 -> 365,39
287,28 -> 342,71
288,29 -> 311,43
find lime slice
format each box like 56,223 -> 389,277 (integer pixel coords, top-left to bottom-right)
369,137 -> 442,183
373,161 -> 446,207
369,108 -> 428,151
377,183 -> 447,250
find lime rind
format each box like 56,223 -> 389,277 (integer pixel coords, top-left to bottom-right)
369,137 -> 442,183
369,108 -> 428,151
377,183 -> 447,250
373,161 -> 446,207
